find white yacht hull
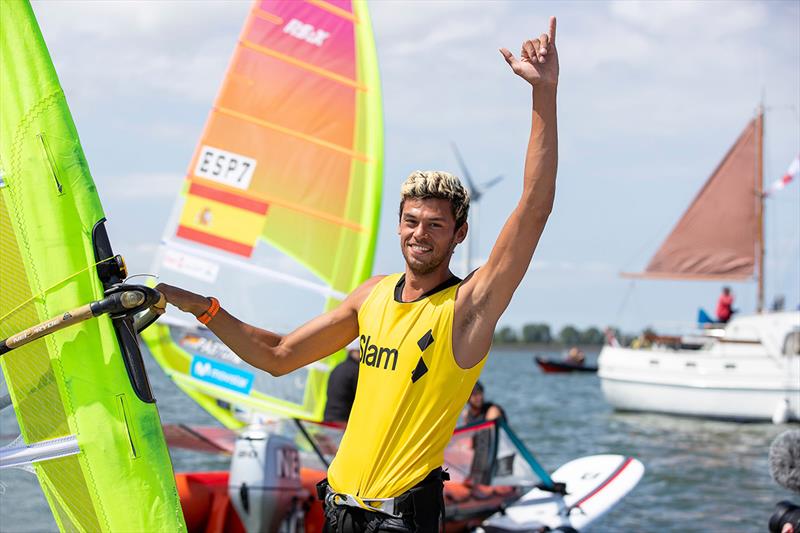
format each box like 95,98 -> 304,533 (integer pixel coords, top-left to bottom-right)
598,312 -> 800,422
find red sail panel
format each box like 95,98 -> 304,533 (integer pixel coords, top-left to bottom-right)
639,115 -> 761,280
177,182 -> 270,258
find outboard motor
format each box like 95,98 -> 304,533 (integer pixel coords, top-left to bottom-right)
229,425 -> 307,533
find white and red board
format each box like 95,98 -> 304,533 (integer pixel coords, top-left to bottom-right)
480,454 -> 645,532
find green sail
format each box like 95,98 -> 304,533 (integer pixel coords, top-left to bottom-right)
0,1 -> 186,530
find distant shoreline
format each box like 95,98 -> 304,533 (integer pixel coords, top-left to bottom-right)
491,342 -> 602,353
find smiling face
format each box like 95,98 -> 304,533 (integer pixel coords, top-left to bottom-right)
399,197 -> 467,277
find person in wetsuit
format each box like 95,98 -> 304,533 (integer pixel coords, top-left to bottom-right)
461,381 -> 506,426
154,18 -> 560,533
460,381 -> 506,486
324,348 -> 360,425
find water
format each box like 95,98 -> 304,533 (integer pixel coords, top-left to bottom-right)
1,347 -> 796,532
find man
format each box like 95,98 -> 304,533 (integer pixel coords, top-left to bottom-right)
156,17 -> 558,533
716,287 -> 735,323
324,347 -> 360,425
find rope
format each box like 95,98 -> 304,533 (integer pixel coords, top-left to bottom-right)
0,256 -> 116,325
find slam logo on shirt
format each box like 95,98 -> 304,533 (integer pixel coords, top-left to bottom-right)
359,334 -> 398,371
359,329 -> 435,383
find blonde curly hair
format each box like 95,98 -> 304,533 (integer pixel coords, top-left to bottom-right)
399,170 -> 470,228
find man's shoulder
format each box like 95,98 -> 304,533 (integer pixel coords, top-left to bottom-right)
344,275 -> 389,310
358,274 -> 395,291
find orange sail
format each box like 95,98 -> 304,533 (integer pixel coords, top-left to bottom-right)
628,113 -> 762,281
144,0 -> 383,426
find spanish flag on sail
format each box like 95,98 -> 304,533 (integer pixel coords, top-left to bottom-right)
176,180 -> 269,257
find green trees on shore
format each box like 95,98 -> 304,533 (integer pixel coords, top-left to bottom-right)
493,322 -> 607,346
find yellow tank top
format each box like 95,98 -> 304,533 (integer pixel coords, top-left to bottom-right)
327,273 -> 487,498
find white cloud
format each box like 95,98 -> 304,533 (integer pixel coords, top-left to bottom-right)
98,172 -> 183,199
32,0 -> 249,104
609,0 -> 765,38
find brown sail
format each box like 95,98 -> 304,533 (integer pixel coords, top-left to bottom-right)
627,113 -> 762,281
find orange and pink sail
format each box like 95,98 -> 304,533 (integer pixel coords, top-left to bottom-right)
177,0 -> 381,290
146,0 -> 383,426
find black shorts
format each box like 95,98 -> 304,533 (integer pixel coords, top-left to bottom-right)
320,468 -> 447,533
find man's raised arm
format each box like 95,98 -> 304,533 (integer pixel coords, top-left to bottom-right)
455,18 -> 559,367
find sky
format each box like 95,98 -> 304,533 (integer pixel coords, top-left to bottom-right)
30,0 -> 800,335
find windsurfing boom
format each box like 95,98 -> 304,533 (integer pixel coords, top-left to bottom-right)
0,285 -> 162,355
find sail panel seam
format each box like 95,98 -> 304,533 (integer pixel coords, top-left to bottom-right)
184,177 -> 366,232
216,105 -> 373,162
239,39 -> 366,91
306,0 -> 359,23
254,8 -> 283,25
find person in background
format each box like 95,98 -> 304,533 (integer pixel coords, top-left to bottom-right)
564,346 -> 585,366
460,381 -> 506,488
324,346 -> 361,425
716,286 -> 735,323
461,381 -> 506,426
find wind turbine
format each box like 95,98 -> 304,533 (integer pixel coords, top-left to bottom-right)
451,142 -> 504,276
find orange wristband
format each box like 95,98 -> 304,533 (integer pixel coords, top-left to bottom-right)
197,297 -> 220,325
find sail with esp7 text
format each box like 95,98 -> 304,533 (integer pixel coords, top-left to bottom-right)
143,0 -> 384,427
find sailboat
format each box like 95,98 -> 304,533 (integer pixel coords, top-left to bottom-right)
598,109 -> 800,422
0,1 -> 185,531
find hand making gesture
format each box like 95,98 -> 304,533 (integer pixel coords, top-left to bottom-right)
500,16 -> 558,87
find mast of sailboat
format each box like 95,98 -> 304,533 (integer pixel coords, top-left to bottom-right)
756,105 -> 765,313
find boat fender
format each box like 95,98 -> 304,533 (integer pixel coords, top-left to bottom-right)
773,399 -> 791,425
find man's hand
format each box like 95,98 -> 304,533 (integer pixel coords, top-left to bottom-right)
500,16 -> 558,87
154,282 -> 211,317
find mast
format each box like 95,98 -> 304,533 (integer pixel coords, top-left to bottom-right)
756,106 -> 765,313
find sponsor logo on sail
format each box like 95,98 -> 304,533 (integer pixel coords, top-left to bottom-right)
181,334 -> 239,364
283,18 -> 330,47
163,249 -> 219,283
190,354 -> 253,394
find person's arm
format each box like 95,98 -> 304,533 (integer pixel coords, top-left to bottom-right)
454,18 -> 559,368
155,276 -> 382,376
485,405 -> 504,422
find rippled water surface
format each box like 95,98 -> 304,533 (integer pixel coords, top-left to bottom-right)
1,348 -> 796,531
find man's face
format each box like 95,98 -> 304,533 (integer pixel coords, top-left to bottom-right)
398,197 -> 466,276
